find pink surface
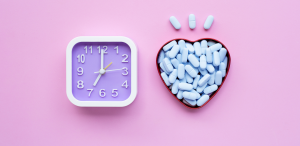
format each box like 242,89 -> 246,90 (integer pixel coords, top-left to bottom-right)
0,0 -> 300,145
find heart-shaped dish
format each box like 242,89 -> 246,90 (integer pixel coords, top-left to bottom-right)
156,38 -> 231,109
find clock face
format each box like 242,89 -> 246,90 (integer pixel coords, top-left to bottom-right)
72,42 -> 131,101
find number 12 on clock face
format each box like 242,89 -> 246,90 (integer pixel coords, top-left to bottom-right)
66,36 -> 137,107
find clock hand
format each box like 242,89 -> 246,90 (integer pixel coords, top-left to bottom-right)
101,49 -> 104,69
104,62 -> 112,70
104,68 -> 123,72
93,74 -> 102,86
93,62 -> 113,86
94,67 -> 123,73
94,62 -> 113,73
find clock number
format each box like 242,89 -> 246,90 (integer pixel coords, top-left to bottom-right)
112,89 -> 118,97
77,54 -> 85,63
84,46 -> 87,54
114,46 -> 118,54
122,54 -> 128,62
97,46 -> 101,54
77,80 -> 84,89
77,67 -> 83,75
87,89 -> 93,97
99,89 -> 106,97
122,67 -> 128,75
89,46 -> 92,54
122,80 -> 128,88
103,46 -> 108,54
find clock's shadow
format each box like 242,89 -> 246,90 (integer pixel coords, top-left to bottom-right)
73,97 -> 142,117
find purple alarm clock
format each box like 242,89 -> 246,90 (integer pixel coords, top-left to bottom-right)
66,36 -> 137,107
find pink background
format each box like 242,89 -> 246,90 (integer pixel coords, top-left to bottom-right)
0,0 -> 299,145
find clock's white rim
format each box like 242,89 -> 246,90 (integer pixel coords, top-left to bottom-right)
66,36 -> 138,107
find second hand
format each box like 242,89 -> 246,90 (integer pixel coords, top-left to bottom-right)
104,62 -> 112,70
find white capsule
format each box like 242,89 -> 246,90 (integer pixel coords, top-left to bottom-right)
219,62 -> 226,77
163,40 -> 177,51
178,40 -> 186,54
193,75 -> 201,89
207,40 -> 216,47
165,51 -> 170,59
176,54 -> 182,64
209,43 -> 222,52
219,48 -> 227,62
178,64 -> 185,79
215,71 -> 222,85
183,92 -> 198,100
169,69 -> 178,84
189,14 -> 196,29
190,64 -> 199,75
169,45 -> 180,58
169,16 -> 181,30
213,51 -> 220,66
178,83 -> 193,90
199,68 -> 208,76
177,90 -> 183,99
198,74 -> 211,86
185,65 -> 197,78
200,40 -> 208,48
160,62 -> 170,75
199,55 -> 207,70
171,58 -> 179,69
181,48 -> 188,63
212,52 -> 214,63
193,66 -> 199,75
206,64 -> 215,73
157,50 -> 164,63
194,42 -> 201,56
186,73 -> 193,84
206,48 -> 212,63
223,57 -> 228,67
172,80 -> 180,94
179,76 -> 186,83
204,85 -> 218,94
200,40 -> 207,55
196,83 -> 207,93
187,62 -> 198,74
204,15 -> 214,30
197,95 -> 209,106
163,58 -> 174,73
161,72 -> 171,86
208,71 -> 215,85
188,54 -> 200,68
178,40 -> 185,49
191,90 -> 201,99
185,42 -> 195,54
183,98 -> 197,106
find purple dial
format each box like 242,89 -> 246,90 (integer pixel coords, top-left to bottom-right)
72,42 -> 131,101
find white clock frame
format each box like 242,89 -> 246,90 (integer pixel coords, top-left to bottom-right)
66,36 -> 138,107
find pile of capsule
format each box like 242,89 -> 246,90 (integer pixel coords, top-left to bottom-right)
158,39 -> 228,107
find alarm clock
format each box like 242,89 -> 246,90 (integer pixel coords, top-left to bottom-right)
66,36 -> 137,107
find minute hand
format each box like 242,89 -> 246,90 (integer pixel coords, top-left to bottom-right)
101,49 -> 104,69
